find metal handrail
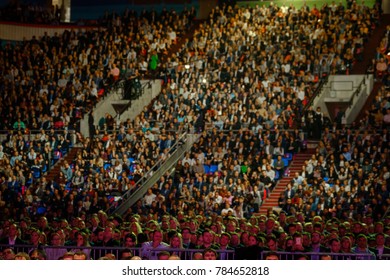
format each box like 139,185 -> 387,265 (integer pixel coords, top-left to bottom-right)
111,79 -> 154,120
347,77 -> 366,109
0,129 -> 78,147
2,244 -> 387,260
260,250 -> 379,260
107,132 -> 194,215
303,76 -> 328,112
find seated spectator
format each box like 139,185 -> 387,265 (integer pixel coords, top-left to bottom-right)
369,233 -> 390,259
352,234 -> 376,260
376,58 -> 388,79
140,229 -> 169,260
203,248 -> 218,260
45,232 -> 67,260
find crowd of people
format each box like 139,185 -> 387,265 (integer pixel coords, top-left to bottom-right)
0,3 -> 197,217
1,1 -> 390,260
0,1 -> 63,25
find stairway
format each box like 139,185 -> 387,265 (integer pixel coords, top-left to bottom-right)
44,147 -> 83,182
259,141 -> 318,215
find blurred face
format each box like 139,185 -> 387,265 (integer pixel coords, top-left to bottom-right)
130,223 -> 139,234
341,238 -> 351,249
248,236 -> 258,246
258,222 -> 266,231
376,234 -> 385,246
267,239 -> 277,250
331,240 -> 341,253
375,224 -> 384,233
311,232 -> 321,244
265,254 -> 279,260
161,221 -> 169,230
125,237 -> 135,247
97,231 -> 104,241
182,230 -> 191,241
241,232 -> 249,246
304,224 -> 313,233
51,234 -> 61,246
230,234 -> 240,247
91,217 -> 99,227
113,231 -> 121,241
31,231 -> 40,244
302,235 -> 311,247
104,227 -> 112,239
74,253 -> 87,260
170,220 -> 177,229
220,235 -> 230,247
171,236 -> 181,248
76,234 -> 85,245
14,255 -> 28,260
158,254 -> 170,260
353,223 -> 362,233
2,249 -> 15,260
288,225 -> 297,235
153,231 -> 163,244
193,252 -> 203,260
266,219 -> 275,229
8,224 -> 18,238
196,236 -> 203,246
357,237 -> 367,249
204,251 -> 217,260
203,232 -> 213,244
189,222 -> 197,232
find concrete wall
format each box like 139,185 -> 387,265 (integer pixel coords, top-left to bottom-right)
344,84 -> 369,124
198,0 -> 217,19
79,79 -> 162,137
313,74 -> 373,125
79,86 -> 123,137
119,79 -> 162,122
383,0 -> 390,14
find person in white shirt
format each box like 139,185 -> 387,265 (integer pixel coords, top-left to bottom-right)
182,152 -> 195,167
140,230 -> 169,260
143,188 -> 156,207
221,202 -> 235,217
265,164 -> 276,181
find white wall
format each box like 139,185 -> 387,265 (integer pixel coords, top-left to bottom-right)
383,0 -> 390,14
80,79 -> 162,137
345,85 -> 369,124
314,74 -> 373,124
119,80 -> 162,122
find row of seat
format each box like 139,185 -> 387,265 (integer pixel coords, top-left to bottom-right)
26,147 -> 70,184
201,152 -> 294,177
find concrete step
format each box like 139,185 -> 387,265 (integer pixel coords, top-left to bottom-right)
45,147 -> 82,181
259,145 -> 317,212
